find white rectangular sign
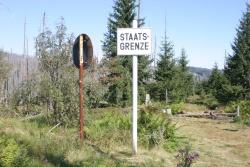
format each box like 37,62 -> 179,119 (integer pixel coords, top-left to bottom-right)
117,28 -> 152,55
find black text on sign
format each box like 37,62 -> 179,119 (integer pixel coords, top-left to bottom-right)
117,28 -> 152,55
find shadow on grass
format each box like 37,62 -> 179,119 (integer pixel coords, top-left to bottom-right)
32,142 -> 137,167
222,128 -> 239,132
44,153 -> 71,167
117,151 -> 132,157
86,142 -> 135,166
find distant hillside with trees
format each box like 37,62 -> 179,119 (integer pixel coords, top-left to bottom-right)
188,66 -> 212,81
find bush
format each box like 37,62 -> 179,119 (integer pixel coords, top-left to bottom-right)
186,94 -> 219,110
195,94 -> 219,110
10,79 -> 42,116
170,102 -> 184,114
0,136 -> 29,167
228,100 -> 250,126
224,101 -> 239,113
203,96 -> 219,110
85,68 -> 108,108
138,106 -> 177,150
186,95 -> 201,104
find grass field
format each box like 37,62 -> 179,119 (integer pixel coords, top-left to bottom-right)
175,117 -> 250,167
0,107 -> 249,166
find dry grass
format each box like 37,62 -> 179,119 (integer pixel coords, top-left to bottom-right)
182,103 -> 207,113
175,117 -> 250,167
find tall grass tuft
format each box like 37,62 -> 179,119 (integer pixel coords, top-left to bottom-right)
138,106 -> 178,150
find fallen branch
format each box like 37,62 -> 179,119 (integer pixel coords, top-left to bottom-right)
177,112 -> 237,119
47,122 -> 61,134
21,113 -> 43,121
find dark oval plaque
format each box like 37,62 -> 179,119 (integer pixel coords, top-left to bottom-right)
73,34 -> 93,68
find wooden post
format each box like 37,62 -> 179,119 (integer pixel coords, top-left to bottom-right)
237,105 -> 240,117
166,89 -> 168,104
79,35 -> 84,141
145,94 -> 150,107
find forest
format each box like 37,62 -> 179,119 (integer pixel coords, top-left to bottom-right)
0,1 -> 249,167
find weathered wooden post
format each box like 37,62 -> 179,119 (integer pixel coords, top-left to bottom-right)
145,94 -> 150,107
237,105 -> 240,117
166,89 -> 168,104
73,34 -> 93,142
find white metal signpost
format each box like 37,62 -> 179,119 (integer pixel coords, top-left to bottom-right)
117,24 -> 152,55
117,20 -> 152,155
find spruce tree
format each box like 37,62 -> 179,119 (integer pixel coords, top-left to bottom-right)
172,49 -> 193,101
102,0 -> 151,106
153,33 -> 176,101
206,64 -> 225,98
224,3 -> 250,99
206,63 -> 242,103
179,49 -> 189,72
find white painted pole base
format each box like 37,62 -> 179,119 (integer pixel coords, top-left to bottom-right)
132,19 -> 138,155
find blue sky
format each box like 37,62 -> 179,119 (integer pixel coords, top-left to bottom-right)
0,0 -> 248,68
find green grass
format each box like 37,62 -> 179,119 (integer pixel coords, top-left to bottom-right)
0,107 -> 180,167
2,104 -> 249,166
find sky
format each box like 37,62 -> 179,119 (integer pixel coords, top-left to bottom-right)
0,0 -> 248,69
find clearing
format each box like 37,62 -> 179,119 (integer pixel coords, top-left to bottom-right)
175,117 -> 250,167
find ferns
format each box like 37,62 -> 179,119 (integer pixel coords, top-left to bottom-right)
0,137 -> 29,167
138,106 -> 177,150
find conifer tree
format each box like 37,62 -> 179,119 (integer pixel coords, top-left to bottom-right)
179,49 -> 189,72
206,63 -> 242,103
153,33 -> 176,101
206,64 -> 225,97
102,0 -> 151,106
172,49 -> 193,101
224,3 -> 250,99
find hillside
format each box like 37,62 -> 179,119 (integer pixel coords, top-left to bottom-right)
188,66 -> 212,81
4,54 -> 213,89
1,53 -> 38,101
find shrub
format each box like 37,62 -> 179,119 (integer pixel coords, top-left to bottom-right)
230,100 -> 250,126
0,136 -> 29,167
204,97 -> 219,110
224,101 -> 239,113
186,95 -> 201,104
85,68 -> 108,108
195,94 -> 219,110
186,94 -> 219,110
170,102 -> 184,114
10,78 -> 42,116
138,106 -> 177,150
